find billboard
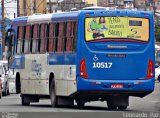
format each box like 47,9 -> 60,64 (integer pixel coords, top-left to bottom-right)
85,17 -> 149,42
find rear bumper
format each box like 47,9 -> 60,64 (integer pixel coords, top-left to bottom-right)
76,77 -> 155,97
72,90 -> 152,100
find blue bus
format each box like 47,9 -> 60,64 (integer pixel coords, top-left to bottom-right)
7,9 -> 155,110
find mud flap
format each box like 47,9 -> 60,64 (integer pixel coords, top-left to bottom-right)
57,97 -> 74,106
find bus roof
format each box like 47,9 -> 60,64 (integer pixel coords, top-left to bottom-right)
12,10 -> 153,26
12,11 -> 80,25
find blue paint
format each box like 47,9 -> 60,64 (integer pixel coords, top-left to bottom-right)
48,53 -> 76,65
12,16 -> 28,26
52,12 -> 79,22
77,77 -> 155,91
9,55 -> 25,69
76,10 -> 155,95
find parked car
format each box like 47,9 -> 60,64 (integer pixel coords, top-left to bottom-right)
0,78 -> 2,99
155,64 -> 160,82
0,60 -> 9,96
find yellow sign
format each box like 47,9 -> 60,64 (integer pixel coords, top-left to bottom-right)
86,0 -> 97,5
85,17 -> 149,42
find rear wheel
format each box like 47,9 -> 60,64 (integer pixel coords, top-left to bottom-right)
21,94 -> 30,106
7,89 -> 10,95
2,84 -> 8,96
50,80 -> 57,107
16,74 -> 21,94
107,100 -> 117,110
107,103 -> 117,110
158,75 -> 160,82
76,100 -> 85,108
0,92 -> 2,99
118,106 -> 128,110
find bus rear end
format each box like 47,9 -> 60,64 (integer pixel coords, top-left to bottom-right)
75,10 -> 155,109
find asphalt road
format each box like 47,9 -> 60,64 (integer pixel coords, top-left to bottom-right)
0,83 -> 160,113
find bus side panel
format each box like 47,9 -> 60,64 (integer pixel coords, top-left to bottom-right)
48,53 -> 77,96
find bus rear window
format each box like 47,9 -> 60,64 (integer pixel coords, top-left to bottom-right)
85,17 -> 149,42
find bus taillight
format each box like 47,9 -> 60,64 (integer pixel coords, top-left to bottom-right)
146,59 -> 154,80
80,58 -> 88,79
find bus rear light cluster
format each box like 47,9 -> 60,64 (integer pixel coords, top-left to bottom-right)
146,59 -> 154,80
80,58 -> 88,79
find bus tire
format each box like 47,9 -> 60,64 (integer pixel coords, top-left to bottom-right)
107,105 -> 117,110
50,80 -> 57,107
118,106 -> 127,110
16,73 -> 21,94
2,83 -> 8,96
21,94 -> 30,106
158,75 -> 160,82
76,100 -> 85,108
107,101 -> 117,110
0,92 -> 2,99
7,89 -> 10,95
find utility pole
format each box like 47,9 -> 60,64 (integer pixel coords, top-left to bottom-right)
17,0 -> 20,17
23,0 -> 27,16
30,0 -> 33,15
1,0 -> 5,59
33,0 -> 37,13
49,0 -> 52,13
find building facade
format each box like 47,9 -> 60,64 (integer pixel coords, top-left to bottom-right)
20,0 -> 46,16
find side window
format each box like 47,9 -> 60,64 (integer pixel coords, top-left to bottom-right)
31,24 -> 39,53
63,22 -> 67,52
65,22 -> 77,52
24,25 -> 31,53
48,23 -> 55,52
17,26 -> 24,54
10,35 -> 15,57
55,23 -> 59,52
72,22 -> 77,52
47,22 -> 77,53
40,24 -> 48,53
57,23 -> 64,52
66,22 -> 72,52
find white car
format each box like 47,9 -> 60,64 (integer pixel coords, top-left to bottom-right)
0,60 -> 9,96
0,78 -> 2,99
155,65 -> 160,82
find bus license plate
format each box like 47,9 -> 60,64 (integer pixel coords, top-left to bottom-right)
111,84 -> 124,88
